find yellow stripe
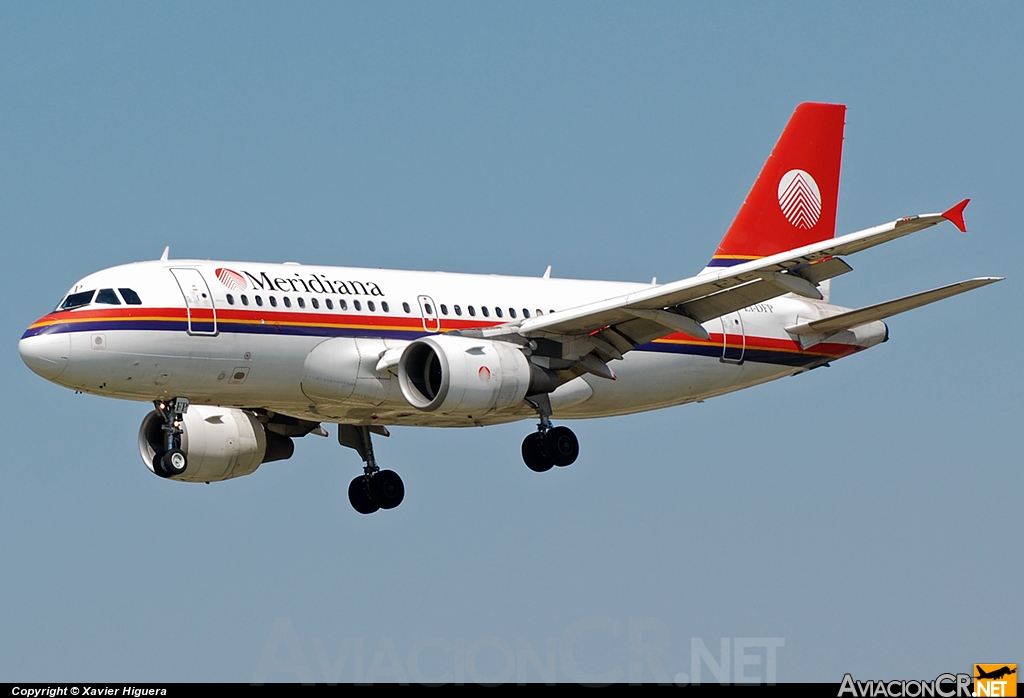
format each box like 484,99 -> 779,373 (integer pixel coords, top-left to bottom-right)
712,254 -> 763,260
30,314 -> 178,329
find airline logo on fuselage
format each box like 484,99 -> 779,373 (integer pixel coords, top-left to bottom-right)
216,268 -> 247,291
215,267 -> 385,297
778,169 -> 822,229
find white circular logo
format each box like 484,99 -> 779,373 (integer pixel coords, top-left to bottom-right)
777,169 -> 822,229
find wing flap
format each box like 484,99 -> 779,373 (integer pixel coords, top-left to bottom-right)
680,279 -> 780,323
785,277 -> 1003,336
791,257 -> 854,286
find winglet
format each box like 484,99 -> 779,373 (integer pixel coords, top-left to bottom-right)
942,198 -> 969,233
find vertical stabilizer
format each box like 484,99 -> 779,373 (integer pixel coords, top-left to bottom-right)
705,103 -> 846,271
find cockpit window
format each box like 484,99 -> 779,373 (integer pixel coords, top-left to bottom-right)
95,288 -> 121,305
119,288 -> 142,305
58,290 -> 95,311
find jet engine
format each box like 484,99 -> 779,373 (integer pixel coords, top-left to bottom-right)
138,405 -> 294,482
397,335 -> 556,417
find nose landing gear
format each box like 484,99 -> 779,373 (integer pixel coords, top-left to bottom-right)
522,394 -> 580,472
152,397 -> 189,478
339,424 -> 405,514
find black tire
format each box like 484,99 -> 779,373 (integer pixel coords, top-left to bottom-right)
370,470 -> 405,510
522,432 -> 553,472
152,451 -> 171,478
161,448 -> 188,476
543,426 -> 579,467
348,476 -> 380,514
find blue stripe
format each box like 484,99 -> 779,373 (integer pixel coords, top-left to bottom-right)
704,258 -> 750,268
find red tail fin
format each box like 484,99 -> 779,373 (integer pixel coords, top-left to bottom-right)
708,103 -> 846,268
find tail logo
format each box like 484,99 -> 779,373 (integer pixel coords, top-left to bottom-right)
778,169 -> 822,229
215,268 -> 247,291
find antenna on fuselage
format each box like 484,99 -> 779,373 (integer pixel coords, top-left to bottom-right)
542,265 -> 551,279
160,246 -> 170,261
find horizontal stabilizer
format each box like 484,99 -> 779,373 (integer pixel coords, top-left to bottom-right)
785,277 -> 1003,336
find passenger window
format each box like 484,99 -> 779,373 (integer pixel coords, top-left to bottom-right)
339,299 -> 348,311
536,309 -> 543,316
325,299 -> 333,310
495,307 -> 503,318
481,307 -> 490,317
440,304 -> 448,315
59,290 -> 95,311
424,303 -> 432,314
255,295 -> 263,307
381,301 -> 389,313
118,288 -> 142,305
283,297 -> 291,308
241,295 -> 249,306
96,288 -> 121,305
509,308 -> 516,319
269,296 -> 277,307
468,306 -> 476,317
312,298 -> 319,309
523,309 -> 530,318
354,300 -> 362,311
298,297 -> 306,309
454,305 -> 462,316
367,301 -> 375,312
226,294 -> 235,306
402,302 -> 411,313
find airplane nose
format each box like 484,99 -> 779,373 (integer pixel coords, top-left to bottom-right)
19,332 -> 71,381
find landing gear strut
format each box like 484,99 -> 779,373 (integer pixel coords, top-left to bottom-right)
152,397 -> 189,477
522,394 -> 579,472
338,424 -> 405,514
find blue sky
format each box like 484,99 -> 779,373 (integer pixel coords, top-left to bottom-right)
2,2 -> 1020,683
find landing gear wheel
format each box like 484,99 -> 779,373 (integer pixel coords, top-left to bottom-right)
370,470 -> 405,510
348,476 -> 380,515
161,448 -> 188,476
152,451 -> 171,478
543,426 -> 579,467
522,432 -> 554,472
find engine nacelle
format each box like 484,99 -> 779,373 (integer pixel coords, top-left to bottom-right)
138,405 -> 293,483
397,335 -> 539,417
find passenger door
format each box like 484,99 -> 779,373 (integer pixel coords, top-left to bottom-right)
417,295 -> 440,333
719,311 -> 745,364
170,268 -> 218,336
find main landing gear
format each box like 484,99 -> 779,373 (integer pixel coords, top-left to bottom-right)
522,394 -> 580,472
339,424 -> 405,514
152,397 -> 190,478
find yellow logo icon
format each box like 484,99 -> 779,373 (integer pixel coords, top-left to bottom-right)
975,665 -> 1017,697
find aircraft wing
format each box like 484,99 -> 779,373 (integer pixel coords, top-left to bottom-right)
468,201 -> 979,367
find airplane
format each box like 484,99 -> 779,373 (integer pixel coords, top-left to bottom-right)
975,666 -> 1016,681
18,102 -> 1002,514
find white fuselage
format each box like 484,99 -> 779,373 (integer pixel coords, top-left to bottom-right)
19,260 -> 886,427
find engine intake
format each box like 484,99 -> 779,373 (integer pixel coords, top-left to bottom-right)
398,335 -> 553,417
138,405 -> 293,482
